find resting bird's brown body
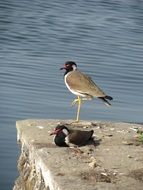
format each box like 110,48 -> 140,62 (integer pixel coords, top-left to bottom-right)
67,128 -> 94,146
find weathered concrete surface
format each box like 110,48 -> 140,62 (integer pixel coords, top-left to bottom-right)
13,119 -> 143,190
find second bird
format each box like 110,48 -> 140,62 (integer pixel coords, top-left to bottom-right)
60,61 -> 113,122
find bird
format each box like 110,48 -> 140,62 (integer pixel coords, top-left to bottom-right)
60,61 -> 113,122
50,125 -> 94,147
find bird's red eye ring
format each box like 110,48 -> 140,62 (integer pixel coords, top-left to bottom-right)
64,63 -> 69,67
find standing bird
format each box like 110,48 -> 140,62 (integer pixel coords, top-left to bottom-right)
50,125 -> 94,147
60,61 -> 113,122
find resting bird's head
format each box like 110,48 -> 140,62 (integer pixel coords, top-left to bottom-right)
50,125 -> 69,137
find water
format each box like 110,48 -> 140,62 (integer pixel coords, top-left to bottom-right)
1,0 -> 143,189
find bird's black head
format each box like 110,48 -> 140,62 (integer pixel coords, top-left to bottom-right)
60,61 -> 77,75
50,125 -> 69,136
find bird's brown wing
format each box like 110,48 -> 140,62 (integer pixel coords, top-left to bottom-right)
66,70 -> 106,97
68,129 -> 94,146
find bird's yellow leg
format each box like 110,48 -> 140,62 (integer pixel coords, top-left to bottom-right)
76,96 -> 81,122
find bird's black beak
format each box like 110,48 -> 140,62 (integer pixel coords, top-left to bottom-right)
60,64 -> 67,70
49,131 -> 56,135
60,67 -> 66,70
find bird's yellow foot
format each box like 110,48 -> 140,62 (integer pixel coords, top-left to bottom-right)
69,119 -> 80,125
71,98 -> 79,106
71,98 -> 84,106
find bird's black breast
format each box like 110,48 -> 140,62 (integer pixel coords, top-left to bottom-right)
54,133 -> 68,147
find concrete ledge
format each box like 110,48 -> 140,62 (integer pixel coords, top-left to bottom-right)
13,120 -> 143,190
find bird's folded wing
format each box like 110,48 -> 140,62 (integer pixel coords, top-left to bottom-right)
66,70 -> 106,97
69,130 -> 93,145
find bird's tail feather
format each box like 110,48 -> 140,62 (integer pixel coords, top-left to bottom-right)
98,95 -> 113,106
105,95 -> 113,101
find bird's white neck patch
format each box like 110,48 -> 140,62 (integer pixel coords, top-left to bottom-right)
62,128 -> 69,136
72,65 -> 77,71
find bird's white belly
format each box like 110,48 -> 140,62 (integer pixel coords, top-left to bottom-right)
64,74 -> 86,97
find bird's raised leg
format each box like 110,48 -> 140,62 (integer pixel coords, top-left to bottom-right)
71,98 -> 78,106
76,96 -> 81,122
71,97 -> 86,106
71,96 -> 92,107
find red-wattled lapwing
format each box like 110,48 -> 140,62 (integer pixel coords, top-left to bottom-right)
50,125 -> 94,147
60,61 -> 113,122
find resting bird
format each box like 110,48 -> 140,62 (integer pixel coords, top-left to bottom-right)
60,61 -> 113,122
50,125 -> 94,147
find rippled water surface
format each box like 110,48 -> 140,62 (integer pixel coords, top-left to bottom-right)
1,0 -> 143,189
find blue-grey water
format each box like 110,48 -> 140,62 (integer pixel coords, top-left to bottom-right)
1,0 -> 143,189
